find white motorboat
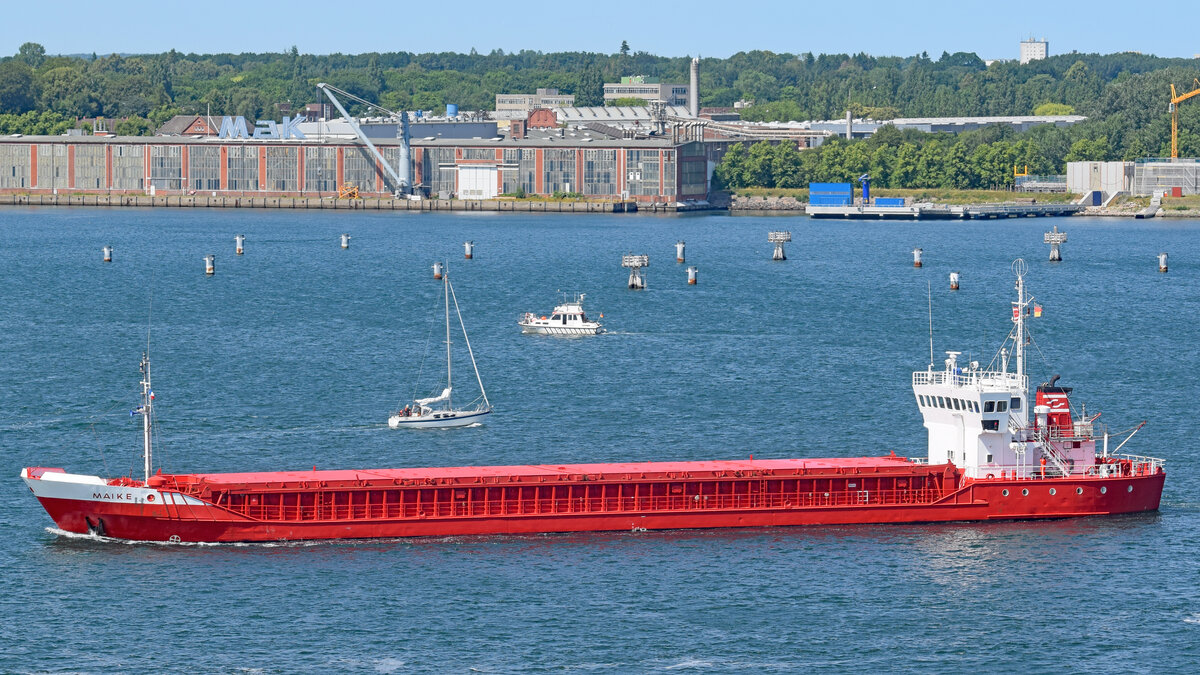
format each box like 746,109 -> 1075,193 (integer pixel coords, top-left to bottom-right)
519,293 -> 604,335
389,268 -> 492,429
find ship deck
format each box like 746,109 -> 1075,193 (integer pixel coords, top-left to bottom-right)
169,455 -> 932,490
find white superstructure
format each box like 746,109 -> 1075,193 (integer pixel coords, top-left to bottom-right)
911,259 -> 1157,480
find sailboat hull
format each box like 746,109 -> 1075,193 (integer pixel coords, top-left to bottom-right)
387,409 -> 491,429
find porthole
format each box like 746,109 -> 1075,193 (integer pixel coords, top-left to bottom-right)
1076,487 -> 1083,495
1100,486 -> 1107,494
1049,488 -> 1057,495
1128,485 -> 1133,493
1001,489 -> 1009,497
1021,488 -> 1029,496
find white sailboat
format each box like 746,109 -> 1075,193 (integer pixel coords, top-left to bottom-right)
389,267 -> 492,429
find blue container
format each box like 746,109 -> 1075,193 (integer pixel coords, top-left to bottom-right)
875,197 -> 906,207
810,195 -> 852,206
446,103 -> 459,117
809,182 -> 853,196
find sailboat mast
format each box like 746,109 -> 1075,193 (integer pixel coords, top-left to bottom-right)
140,353 -> 153,483
444,265 -> 452,409
448,276 -> 490,410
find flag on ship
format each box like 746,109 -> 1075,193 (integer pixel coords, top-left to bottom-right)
1033,305 -> 1043,318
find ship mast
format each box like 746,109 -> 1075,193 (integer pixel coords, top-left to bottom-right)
139,353 -> 153,482
1011,258 -> 1029,419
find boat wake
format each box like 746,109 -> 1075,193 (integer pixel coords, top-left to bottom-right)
1184,613 -> 1200,625
46,528 -> 332,548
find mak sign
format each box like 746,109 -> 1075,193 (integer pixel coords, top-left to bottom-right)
217,116 -> 306,140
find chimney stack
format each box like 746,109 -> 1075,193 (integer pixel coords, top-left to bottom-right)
689,58 -> 700,118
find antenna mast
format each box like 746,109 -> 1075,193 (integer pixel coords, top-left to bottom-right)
139,353 -> 153,482
927,281 -> 934,368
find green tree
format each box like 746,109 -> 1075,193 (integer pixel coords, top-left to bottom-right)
609,97 -> 647,107
17,42 -> 46,68
1034,102 -> 1075,115
1064,136 -> 1110,162
0,60 -> 36,113
575,67 -> 604,107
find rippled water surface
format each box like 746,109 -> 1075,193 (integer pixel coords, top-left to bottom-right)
1,208 -> 1197,672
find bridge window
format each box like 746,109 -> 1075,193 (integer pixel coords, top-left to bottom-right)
997,400 -> 1008,413
1010,398 -> 1022,411
952,399 -> 961,410
984,401 -> 995,413
982,420 -> 999,431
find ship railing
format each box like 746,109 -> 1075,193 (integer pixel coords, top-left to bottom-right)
966,455 -> 1165,481
1117,454 -> 1166,475
223,487 -> 951,521
913,370 -> 1026,390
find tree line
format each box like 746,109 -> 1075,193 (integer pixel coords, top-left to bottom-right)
713,123 -> 1123,191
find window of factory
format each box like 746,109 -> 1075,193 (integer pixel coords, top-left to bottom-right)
36,144 -> 69,189
625,150 -> 660,197
420,147 -> 456,197
112,145 -> 144,190
380,146 -> 411,194
343,146 -> 377,194
304,146 -> 337,193
501,149 -> 535,195
0,144 -> 31,188
681,159 -> 706,196
543,148 -> 576,194
265,146 -> 298,192
188,145 -> 220,192
461,148 -> 495,161
226,145 -> 259,192
582,149 -> 616,196
662,150 -> 676,196
74,144 -> 105,190
149,145 -> 183,191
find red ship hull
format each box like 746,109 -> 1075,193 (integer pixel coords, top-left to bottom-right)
23,456 -> 1166,543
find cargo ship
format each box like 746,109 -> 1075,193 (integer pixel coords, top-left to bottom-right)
21,260 -> 1165,543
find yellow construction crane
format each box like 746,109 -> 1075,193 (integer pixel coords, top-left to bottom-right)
1170,79 -> 1200,158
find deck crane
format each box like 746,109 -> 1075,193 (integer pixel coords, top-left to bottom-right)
1169,79 -> 1200,159
316,82 -> 412,195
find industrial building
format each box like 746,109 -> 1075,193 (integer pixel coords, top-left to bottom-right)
1066,161 -> 1134,196
603,76 -> 689,107
495,89 -> 575,114
0,129 -> 708,203
1132,159 -> 1200,196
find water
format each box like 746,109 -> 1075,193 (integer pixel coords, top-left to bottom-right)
2,208 -> 1198,672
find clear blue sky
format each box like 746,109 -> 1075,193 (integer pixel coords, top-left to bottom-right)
3,0 -> 1198,60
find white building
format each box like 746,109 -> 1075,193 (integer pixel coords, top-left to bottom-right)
1020,38 -> 1049,64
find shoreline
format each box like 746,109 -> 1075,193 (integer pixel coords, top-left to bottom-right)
0,193 -> 693,213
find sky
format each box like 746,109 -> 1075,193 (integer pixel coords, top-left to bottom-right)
2,0 -> 1198,61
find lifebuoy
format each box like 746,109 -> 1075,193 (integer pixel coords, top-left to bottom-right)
985,473 -> 995,480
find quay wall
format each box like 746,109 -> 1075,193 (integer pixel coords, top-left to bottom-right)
0,193 -> 644,213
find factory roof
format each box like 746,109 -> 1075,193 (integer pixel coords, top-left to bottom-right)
554,105 -> 693,122
0,130 -> 688,149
